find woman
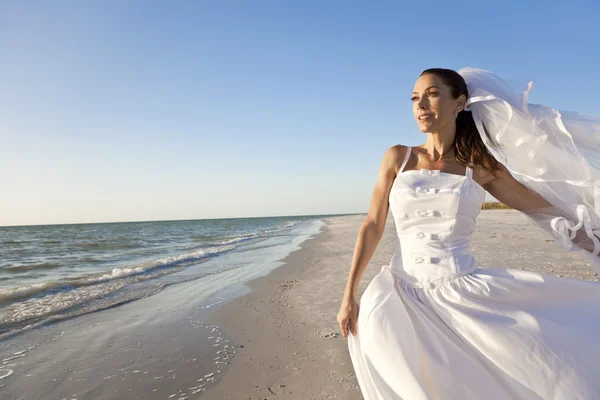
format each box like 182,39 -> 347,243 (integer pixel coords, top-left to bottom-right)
338,68 -> 600,399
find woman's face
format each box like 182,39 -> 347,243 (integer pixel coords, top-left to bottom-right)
412,73 -> 463,133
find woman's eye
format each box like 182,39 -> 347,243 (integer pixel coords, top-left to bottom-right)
428,92 -> 438,96
411,96 -> 418,102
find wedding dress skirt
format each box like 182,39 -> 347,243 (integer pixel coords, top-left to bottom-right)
347,148 -> 600,400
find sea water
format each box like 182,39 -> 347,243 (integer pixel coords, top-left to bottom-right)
0,215 -> 329,337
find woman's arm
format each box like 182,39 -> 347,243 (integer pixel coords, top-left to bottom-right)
481,164 -> 552,212
482,164 -> 600,254
343,145 -> 407,299
338,145 -> 406,337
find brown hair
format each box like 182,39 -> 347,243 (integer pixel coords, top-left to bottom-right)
420,68 -> 500,173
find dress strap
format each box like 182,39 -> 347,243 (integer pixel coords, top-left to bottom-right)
398,146 -> 412,173
464,166 -> 473,179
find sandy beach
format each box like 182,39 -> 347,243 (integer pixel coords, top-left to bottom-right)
2,211 -> 597,399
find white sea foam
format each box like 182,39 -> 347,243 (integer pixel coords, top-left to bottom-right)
0,282 -> 58,303
0,243 -> 239,306
0,369 -> 13,379
92,266 -> 147,282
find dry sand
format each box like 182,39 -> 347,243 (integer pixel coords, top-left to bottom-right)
203,210 -> 598,399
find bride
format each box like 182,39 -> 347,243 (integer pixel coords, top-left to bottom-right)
337,67 -> 600,399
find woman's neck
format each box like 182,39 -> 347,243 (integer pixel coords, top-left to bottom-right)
423,130 -> 456,162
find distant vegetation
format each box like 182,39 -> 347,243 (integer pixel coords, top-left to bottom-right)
481,202 -> 511,210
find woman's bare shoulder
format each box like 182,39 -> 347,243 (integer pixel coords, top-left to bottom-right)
379,145 -> 411,175
385,144 -> 410,164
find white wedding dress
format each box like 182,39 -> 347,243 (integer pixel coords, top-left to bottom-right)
347,147 -> 600,400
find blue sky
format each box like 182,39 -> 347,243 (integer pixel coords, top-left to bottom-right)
1,0 -> 599,226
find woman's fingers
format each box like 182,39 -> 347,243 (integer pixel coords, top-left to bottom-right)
338,316 -> 348,337
349,303 -> 359,336
349,318 -> 358,336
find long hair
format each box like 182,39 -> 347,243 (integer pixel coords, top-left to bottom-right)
420,68 -> 500,173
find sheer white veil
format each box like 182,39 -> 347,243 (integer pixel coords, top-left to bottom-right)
458,67 -> 600,274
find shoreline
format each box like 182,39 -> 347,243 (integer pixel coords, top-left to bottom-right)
0,218 -> 326,399
202,214 -> 376,399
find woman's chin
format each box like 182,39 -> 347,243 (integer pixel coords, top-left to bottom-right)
416,123 -> 432,133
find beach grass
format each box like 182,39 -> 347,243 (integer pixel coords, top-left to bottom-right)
481,202 -> 511,210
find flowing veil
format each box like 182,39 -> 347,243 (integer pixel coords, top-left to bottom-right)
458,67 -> 600,274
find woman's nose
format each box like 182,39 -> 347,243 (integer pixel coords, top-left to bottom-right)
417,97 -> 428,109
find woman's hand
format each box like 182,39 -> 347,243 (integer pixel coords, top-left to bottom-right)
337,295 -> 360,338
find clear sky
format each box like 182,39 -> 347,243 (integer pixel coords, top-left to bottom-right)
1,0 -> 599,226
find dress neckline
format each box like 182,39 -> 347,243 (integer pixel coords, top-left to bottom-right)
400,167 -> 471,178
396,168 -> 486,193
397,146 -> 484,193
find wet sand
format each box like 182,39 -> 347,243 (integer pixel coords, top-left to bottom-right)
0,275 -> 241,399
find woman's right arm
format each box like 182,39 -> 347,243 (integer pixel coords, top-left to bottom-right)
337,145 -> 407,337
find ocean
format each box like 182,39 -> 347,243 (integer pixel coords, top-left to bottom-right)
0,215 -> 328,337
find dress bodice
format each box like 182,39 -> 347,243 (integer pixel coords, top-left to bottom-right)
388,147 -> 487,287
